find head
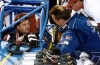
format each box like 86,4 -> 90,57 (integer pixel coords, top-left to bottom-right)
49,5 -> 71,26
15,14 -> 30,34
65,0 -> 84,11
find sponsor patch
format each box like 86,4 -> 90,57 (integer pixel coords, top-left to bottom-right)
65,35 -> 72,40
63,41 -> 69,45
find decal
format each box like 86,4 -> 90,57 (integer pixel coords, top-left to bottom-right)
65,35 -> 72,40
63,41 -> 69,45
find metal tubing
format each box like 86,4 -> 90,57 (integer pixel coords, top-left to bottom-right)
0,2 -> 48,33
40,2 -> 49,39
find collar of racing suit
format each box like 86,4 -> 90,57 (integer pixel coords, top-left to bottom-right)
59,12 -> 83,31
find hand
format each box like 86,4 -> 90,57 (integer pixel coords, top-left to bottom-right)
16,36 -> 24,44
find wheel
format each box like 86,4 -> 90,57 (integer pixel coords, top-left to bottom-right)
7,42 -> 32,54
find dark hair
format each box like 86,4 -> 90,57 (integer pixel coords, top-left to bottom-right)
49,5 -> 72,21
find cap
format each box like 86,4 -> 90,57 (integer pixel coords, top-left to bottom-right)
14,13 -> 28,22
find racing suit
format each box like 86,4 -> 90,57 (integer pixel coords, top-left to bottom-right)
56,13 -> 100,64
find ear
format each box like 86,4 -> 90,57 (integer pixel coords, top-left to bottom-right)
17,25 -> 20,30
59,19 -> 66,24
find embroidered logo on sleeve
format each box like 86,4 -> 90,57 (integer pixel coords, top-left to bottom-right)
63,41 -> 69,45
65,35 -> 72,40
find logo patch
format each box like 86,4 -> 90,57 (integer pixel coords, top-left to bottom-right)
63,41 -> 69,45
65,35 -> 72,40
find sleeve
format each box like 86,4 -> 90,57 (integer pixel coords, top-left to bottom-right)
3,34 -> 10,41
3,32 -> 16,42
84,0 -> 100,23
56,29 -> 81,56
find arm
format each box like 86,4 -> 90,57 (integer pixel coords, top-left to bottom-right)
56,29 -> 87,56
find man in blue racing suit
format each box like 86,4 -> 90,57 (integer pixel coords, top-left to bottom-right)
49,5 -> 100,64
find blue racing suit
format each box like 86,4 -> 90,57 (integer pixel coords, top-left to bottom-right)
56,13 -> 100,64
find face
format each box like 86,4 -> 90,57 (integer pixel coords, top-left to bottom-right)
51,15 -> 66,26
68,0 -> 83,11
17,19 -> 30,34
